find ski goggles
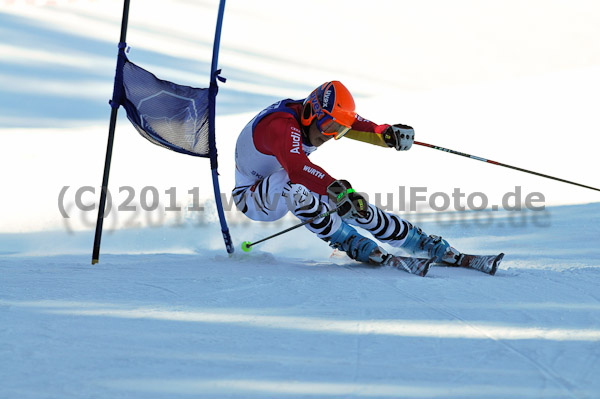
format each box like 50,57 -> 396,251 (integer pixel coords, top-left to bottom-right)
318,117 -> 351,140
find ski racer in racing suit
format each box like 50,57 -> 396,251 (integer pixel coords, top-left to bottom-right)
232,81 -> 493,274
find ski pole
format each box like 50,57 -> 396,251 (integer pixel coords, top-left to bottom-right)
414,141 -> 600,192
242,207 -> 340,252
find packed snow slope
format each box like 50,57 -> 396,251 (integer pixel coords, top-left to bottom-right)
2,202 -> 600,399
1,1 -> 600,398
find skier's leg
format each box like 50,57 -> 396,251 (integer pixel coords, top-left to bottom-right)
282,182 -> 342,238
232,169 -> 291,222
282,183 -> 388,264
234,172 -> 390,264
349,203 -> 462,264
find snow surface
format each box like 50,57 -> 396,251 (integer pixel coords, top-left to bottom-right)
1,1 -> 600,398
2,204 -> 600,398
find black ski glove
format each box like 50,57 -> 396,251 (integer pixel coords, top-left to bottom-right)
327,180 -> 369,219
383,123 -> 414,151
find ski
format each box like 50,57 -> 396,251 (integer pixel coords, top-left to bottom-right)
337,247 -> 502,277
382,254 -> 435,277
439,253 -> 505,275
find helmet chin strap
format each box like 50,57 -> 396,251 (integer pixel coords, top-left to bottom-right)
300,123 -> 314,146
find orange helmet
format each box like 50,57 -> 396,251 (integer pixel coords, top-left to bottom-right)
301,81 -> 356,139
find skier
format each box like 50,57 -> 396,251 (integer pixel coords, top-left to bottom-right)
233,81 -> 500,275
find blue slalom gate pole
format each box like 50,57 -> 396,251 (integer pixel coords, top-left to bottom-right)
208,0 -> 234,254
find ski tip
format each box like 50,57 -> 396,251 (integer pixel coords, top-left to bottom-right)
490,253 -> 505,276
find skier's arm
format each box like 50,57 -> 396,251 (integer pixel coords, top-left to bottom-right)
345,115 -> 414,151
344,115 -> 389,147
344,130 -> 389,147
254,113 -> 335,195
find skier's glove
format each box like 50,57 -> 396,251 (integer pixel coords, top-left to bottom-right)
327,180 -> 369,219
383,124 -> 414,151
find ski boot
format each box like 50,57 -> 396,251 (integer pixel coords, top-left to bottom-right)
326,223 -> 431,276
402,226 -> 460,263
401,225 -> 500,275
326,222 -> 381,264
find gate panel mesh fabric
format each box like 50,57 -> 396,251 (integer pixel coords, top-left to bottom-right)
120,57 -> 210,157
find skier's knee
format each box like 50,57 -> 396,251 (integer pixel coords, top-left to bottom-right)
283,182 -> 342,237
284,183 -> 317,214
